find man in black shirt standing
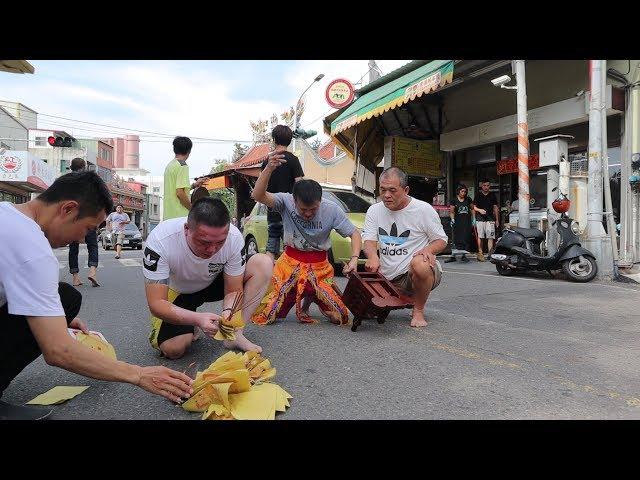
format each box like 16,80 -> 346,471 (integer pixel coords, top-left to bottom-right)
260,125 -> 304,262
473,179 -> 499,262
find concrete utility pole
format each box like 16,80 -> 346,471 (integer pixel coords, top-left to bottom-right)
368,60 -> 381,83
584,59 -> 614,278
514,60 -> 531,228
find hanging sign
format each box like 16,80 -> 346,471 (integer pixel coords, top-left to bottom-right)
326,78 -> 355,109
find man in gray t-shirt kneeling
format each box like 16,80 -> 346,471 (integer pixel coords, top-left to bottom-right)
250,152 -> 362,326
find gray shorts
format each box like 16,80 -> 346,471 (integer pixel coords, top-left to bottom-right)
112,232 -> 125,246
391,259 -> 443,294
476,221 -> 496,239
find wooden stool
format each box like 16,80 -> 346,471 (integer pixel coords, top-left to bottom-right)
338,271 -> 414,331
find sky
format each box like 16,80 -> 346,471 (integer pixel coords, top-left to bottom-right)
0,60 -> 411,178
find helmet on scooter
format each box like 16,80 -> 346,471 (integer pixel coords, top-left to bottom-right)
552,194 -> 570,214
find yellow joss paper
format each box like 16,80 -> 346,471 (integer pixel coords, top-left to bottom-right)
224,310 -> 244,328
202,402 -> 231,420
213,369 -> 251,393
27,386 -> 89,405
75,332 -> 117,360
229,388 -> 276,420
251,383 -> 289,413
256,367 -> 276,383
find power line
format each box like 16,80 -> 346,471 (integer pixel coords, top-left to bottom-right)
0,102 -> 252,143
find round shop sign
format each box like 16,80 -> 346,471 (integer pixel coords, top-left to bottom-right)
325,78 -> 355,109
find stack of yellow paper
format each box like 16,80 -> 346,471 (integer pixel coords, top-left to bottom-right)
182,351 -> 292,420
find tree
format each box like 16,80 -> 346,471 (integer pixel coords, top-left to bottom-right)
249,104 -> 302,145
207,159 -> 236,216
231,143 -> 249,163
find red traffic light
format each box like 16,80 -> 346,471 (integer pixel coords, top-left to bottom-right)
47,135 -> 73,147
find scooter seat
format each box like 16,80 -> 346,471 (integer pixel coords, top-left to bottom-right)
513,227 -> 545,241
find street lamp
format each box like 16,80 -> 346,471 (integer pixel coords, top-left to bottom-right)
491,61 -> 530,228
292,73 -> 324,151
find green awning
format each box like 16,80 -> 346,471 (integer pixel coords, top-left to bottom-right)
330,60 -> 454,136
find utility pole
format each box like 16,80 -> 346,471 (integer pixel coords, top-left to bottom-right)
514,60 -> 531,228
368,60 -> 381,84
584,59 -> 614,278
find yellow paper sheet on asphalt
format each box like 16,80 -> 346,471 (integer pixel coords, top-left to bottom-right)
26,386 -> 89,405
251,383 -> 290,412
229,388 -> 276,420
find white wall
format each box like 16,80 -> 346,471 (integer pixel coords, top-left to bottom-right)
0,107 -> 28,150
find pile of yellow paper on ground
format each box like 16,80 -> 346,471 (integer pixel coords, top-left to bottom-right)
182,351 -> 291,420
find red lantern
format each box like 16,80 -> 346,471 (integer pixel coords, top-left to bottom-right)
552,196 -> 571,213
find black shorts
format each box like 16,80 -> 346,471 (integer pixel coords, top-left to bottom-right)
151,273 -> 226,348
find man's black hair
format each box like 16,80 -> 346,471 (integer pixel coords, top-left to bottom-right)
292,179 -> 322,205
188,197 -> 230,228
173,136 -> 193,156
191,186 -> 210,204
69,157 -> 86,172
115,204 -> 123,209
271,125 -> 293,147
480,178 -> 491,184
38,171 -> 114,219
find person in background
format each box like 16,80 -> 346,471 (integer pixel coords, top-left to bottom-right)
106,204 -> 130,260
445,184 -> 475,263
473,179 -> 499,262
67,157 -> 100,287
163,136 -> 207,220
260,125 -> 304,262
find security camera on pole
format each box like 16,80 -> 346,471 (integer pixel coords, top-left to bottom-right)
491,61 -> 531,228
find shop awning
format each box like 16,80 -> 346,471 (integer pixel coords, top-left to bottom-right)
330,60 -> 454,136
0,60 -> 35,74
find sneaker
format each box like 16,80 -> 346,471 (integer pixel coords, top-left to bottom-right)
444,256 -> 457,263
477,252 -> 486,262
0,400 -> 53,420
461,255 -> 470,263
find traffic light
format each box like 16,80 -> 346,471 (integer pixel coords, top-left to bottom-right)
293,127 -> 317,140
47,135 -> 74,147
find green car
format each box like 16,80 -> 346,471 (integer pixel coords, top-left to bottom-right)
242,189 -> 372,274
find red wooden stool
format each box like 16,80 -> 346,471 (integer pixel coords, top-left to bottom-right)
336,271 -> 414,331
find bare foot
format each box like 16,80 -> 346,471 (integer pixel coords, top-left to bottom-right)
298,311 -> 318,324
223,330 -> 262,353
410,311 -> 428,328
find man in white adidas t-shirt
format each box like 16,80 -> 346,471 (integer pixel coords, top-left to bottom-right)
0,172 -> 193,420
143,197 -> 272,360
362,167 -> 448,328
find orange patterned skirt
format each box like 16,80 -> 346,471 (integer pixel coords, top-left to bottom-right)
251,246 -> 349,326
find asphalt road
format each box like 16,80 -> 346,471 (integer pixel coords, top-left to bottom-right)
4,244 -> 640,420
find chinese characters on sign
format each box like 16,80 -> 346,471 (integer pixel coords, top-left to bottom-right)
1,151 -> 56,188
404,71 -> 442,101
384,136 -> 443,177
496,154 -> 540,175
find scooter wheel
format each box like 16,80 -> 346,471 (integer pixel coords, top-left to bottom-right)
562,256 -> 597,282
495,264 -> 515,276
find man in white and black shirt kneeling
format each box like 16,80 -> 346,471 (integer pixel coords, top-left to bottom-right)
143,197 -> 272,360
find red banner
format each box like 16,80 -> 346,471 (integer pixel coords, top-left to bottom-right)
497,154 -> 540,175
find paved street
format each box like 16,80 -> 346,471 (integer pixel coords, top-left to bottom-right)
5,244 -> 640,420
